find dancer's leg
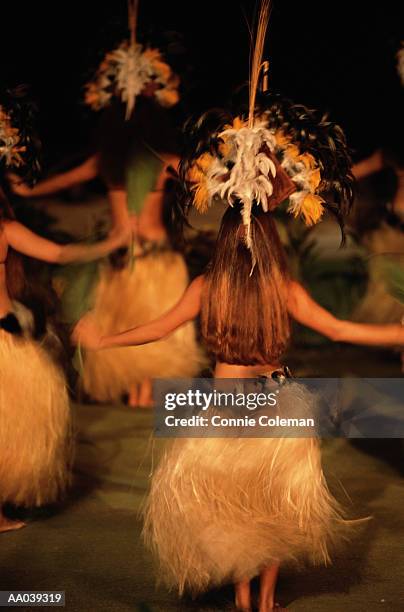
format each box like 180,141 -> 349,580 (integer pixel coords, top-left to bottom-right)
258,564 -> 282,612
235,578 -> 252,612
128,383 -> 139,408
0,506 -> 25,534
138,378 -> 153,407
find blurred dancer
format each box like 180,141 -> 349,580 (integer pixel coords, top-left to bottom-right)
0,89 -> 131,532
10,10 -> 204,406
351,44 -> 404,329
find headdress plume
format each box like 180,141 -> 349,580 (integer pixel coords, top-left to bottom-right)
179,0 -> 354,260
84,0 -> 180,118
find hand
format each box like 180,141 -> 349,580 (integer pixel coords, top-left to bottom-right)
108,220 -> 134,249
110,215 -> 139,246
72,316 -> 103,351
136,216 -> 167,242
7,172 -> 33,197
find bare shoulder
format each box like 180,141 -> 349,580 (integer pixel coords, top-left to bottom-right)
192,274 -> 205,288
191,274 -> 206,291
286,280 -> 312,314
2,219 -> 17,236
187,274 -> 205,297
163,153 -> 180,168
287,279 -> 304,300
2,219 -> 27,240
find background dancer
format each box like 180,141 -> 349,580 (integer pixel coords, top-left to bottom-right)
0,88 -> 131,533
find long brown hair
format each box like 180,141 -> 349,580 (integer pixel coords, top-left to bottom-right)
200,204 -> 290,365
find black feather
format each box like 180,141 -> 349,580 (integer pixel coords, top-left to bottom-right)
177,92 -> 354,243
0,313 -> 22,335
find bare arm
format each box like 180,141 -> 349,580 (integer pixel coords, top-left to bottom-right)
108,189 -> 131,229
288,281 -> 404,346
74,275 -> 204,349
4,220 -> 131,264
8,155 -> 99,197
352,150 -> 384,180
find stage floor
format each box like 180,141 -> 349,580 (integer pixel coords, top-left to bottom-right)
2,195 -> 403,610
1,380 -> 404,612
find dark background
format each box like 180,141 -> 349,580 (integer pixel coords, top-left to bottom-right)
0,0 -> 402,168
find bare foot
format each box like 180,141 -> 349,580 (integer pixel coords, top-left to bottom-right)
128,383 -> 139,408
138,378 -> 154,408
258,564 -> 280,612
235,579 -> 251,612
0,517 -> 26,534
259,602 -> 286,612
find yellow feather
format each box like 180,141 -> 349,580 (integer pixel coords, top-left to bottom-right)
222,116 -> 248,133
187,153 -> 215,213
299,152 -> 317,170
197,152 -> 215,171
219,141 -> 232,157
286,144 -> 300,160
298,194 -> 325,226
308,168 -> 321,190
186,153 -> 214,181
143,48 -> 161,60
193,183 -> 211,213
157,88 -> 179,108
152,60 -> 172,81
233,116 -> 248,131
274,130 -> 291,148
187,165 -> 203,183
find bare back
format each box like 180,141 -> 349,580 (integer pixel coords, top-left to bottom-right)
137,154 -> 179,241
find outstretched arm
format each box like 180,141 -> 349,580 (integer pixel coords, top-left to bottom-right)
288,281 -> 404,346
74,275 -> 204,349
8,155 -> 99,198
4,220 -> 131,264
108,189 -> 131,230
352,150 -> 384,180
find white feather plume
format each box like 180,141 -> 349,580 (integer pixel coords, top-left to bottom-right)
0,106 -> 25,168
207,121 -> 277,249
84,41 -> 179,116
110,43 -> 152,118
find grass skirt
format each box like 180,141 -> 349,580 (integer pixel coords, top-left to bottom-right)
143,382 -> 350,595
82,250 -> 205,402
0,321 -> 71,507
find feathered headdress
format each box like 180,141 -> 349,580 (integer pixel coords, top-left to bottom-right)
84,0 -> 180,118
180,0 -> 353,262
0,86 -> 41,184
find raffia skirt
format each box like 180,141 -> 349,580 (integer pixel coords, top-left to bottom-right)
0,312 -> 71,507
143,380 -> 351,595
81,249 -> 205,402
